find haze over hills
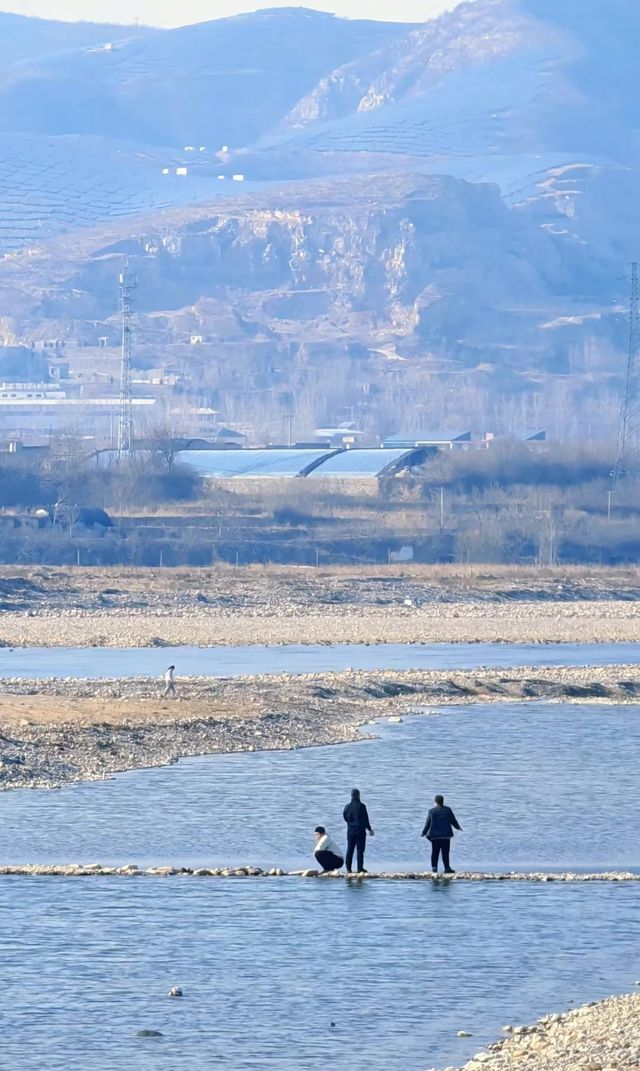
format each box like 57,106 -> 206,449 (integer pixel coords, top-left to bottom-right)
0,10 -> 148,64
0,0 -> 638,440
0,9 -> 407,146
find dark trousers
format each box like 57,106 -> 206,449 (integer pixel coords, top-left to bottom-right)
346,830 -> 367,872
315,850 -> 344,872
430,838 -> 452,871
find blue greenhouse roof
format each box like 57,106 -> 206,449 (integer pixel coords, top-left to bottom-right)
177,448 -> 337,478
308,448 -> 413,478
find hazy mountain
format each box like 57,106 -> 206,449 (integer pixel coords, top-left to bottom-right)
0,0 -> 637,438
1,1 -> 638,250
259,0 -> 640,177
0,9 -> 409,147
0,11 -> 147,66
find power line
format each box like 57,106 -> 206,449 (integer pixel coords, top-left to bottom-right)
613,261 -> 640,481
117,260 -> 136,459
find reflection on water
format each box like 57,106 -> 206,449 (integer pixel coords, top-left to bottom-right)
0,878 -> 637,1071
0,703 -> 638,871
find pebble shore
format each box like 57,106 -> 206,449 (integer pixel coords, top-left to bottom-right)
2,566 -> 640,646
0,663 -> 639,790
438,992 -> 640,1071
2,600 -> 640,647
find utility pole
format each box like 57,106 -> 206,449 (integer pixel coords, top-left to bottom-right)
117,260 -> 136,459
613,261 -> 640,481
284,413 -> 293,447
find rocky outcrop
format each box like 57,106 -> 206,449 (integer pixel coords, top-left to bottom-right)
0,172 -> 606,361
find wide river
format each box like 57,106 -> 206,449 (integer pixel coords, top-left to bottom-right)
1,641 -> 639,678
1,877 -> 636,1071
1,685 -> 639,1069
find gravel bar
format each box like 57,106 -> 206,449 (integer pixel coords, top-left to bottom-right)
2,600 -> 640,646
1,664 -> 639,790
2,565 -> 640,646
437,992 -> 640,1071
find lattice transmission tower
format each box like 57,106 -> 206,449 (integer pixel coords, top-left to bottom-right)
117,261 -> 136,459
613,262 -> 640,481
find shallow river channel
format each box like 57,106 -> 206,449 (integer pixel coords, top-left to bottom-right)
1,640 -> 640,678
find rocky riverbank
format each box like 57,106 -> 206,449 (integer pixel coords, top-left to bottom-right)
0,663 -> 638,790
1,565 -> 640,646
3,600 -> 640,646
441,992 -> 640,1071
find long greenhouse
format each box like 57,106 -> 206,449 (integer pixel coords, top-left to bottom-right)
176,447 -> 428,480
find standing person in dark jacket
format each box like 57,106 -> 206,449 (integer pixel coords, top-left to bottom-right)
343,788 -> 374,873
421,794 -> 462,874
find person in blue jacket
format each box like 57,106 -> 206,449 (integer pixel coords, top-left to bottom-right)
421,794 -> 462,874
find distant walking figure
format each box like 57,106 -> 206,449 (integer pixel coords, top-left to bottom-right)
314,826 -> 344,872
343,788 -> 374,873
422,794 -> 462,874
162,665 -> 177,698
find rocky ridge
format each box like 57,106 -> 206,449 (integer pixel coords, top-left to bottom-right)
1,3 -> 639,432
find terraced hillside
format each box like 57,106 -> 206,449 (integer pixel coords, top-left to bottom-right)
0,10 -> 407,147
0,9 -> 409,254
261,0 -> 640,173
1,0 -> 638,255
0,0 -> 637,440
0,134 -> 227,254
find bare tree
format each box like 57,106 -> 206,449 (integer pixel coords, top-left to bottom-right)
148,423 -> 186,470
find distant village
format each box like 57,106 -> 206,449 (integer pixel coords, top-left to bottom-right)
0,340 -> 547,476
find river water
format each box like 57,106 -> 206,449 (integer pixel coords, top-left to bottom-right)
1,684 -> 639,1069
1,877 -> 637,1071
0,641 -> 639,678
1,702 -> 638,870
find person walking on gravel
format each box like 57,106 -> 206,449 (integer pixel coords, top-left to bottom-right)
343,788 -> 374,873
422,794 -> 462,874
162,664 -> 177,698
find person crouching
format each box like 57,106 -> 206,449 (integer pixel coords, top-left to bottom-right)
314,826 -> 344,872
